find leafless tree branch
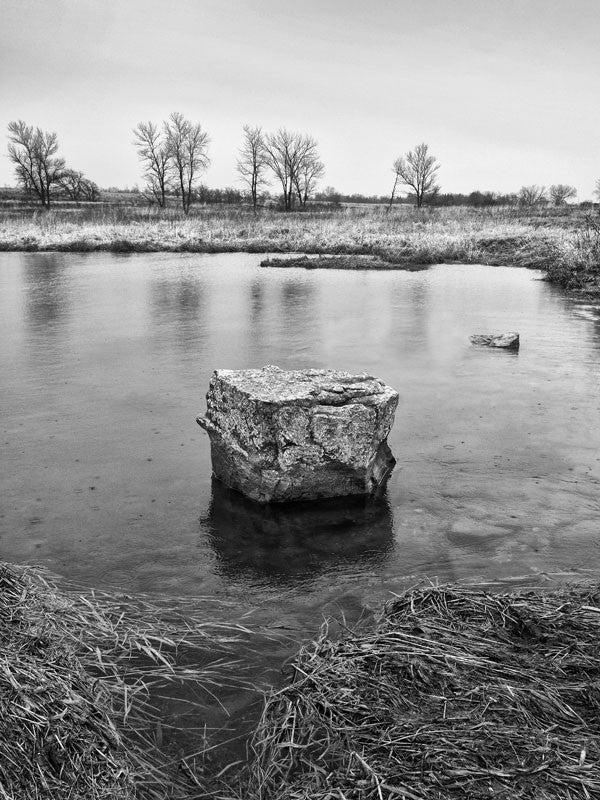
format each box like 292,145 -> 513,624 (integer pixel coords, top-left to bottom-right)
163,112 -> 210,214
264,128 -> 324,210
237,125 -> 269,212
549,184 -> 577,206
133,121 -> 172,207
518,185 -> 547,206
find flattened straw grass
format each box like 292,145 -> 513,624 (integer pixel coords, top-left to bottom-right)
247,581 -> 600,800
0,562 -> 263,799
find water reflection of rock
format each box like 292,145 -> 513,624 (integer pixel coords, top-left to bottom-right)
203,480 -> 394,584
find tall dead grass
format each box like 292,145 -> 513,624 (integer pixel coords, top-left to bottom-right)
0,562 -> 268,799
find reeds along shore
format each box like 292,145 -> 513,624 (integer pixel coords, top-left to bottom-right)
0,203 -> 599,291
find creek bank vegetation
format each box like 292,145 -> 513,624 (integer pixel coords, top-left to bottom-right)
4,120 -> 599,288
1,204 -> 598,292
246,581 -> 600,800
0,561 -> 273,799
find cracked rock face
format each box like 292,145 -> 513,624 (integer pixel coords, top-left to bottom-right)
197,365 -> 399,503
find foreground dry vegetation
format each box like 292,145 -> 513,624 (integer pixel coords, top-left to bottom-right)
248,582 -> 600,800
3,564 -> 600,799
0,562 -> 265,799
1,203 -> 599,292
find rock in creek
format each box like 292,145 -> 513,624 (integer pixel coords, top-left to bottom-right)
470,332 -> 520,349
196,365 -> 399,503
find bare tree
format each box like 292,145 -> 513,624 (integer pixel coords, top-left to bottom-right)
318,186 -> 342,205
164,112 -> 210,214
58,168 -> 83,200
549,184 -> 577,205
59,168 -> 100,202
80,177 -> 100,202
388,170 -> 401,210
293,151 -> 324,207
264,128 -> 323,210
237,125 -> 269,212
263,128 -> 297,210
390,143 -> 440,209
223,186 -> 242,204
195,183 -> 211,204
133,121 -> 172,208
7,120 -> 66,208
594,179 -> 600,203
518,185 -> 547,206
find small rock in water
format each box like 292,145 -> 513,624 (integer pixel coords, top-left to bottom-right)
197,365 -> 399,503
470,332 -> 520,349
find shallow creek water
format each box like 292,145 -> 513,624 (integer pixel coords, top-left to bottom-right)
2,252 -> 600,755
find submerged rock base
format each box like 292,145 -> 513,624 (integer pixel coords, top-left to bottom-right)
197,365 -> 398,503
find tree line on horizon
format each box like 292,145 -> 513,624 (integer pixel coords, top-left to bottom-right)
5,117 -> 599,211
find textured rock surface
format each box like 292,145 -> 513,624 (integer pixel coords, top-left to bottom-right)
197,365 -> 399,503
470,332 -> 520,349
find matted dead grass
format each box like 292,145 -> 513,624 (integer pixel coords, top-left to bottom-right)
0,562 -> 259,799
248,582 -> 600,800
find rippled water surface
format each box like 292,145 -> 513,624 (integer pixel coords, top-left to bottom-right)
2,251 -> 600,622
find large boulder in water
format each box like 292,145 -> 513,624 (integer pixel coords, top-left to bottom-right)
196,365 -> 399,503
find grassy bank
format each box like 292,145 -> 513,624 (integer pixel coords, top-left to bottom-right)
247,581 -> 600,800
1,204 -> 599,291
0,562 -> 266,799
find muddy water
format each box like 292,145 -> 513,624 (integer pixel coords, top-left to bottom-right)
2,252 -> 600,754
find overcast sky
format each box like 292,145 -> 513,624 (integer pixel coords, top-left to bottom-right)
1,0 -> 599,198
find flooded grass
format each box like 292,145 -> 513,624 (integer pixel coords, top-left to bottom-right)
0,561 -> 274,799
1,204 -> 598,291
